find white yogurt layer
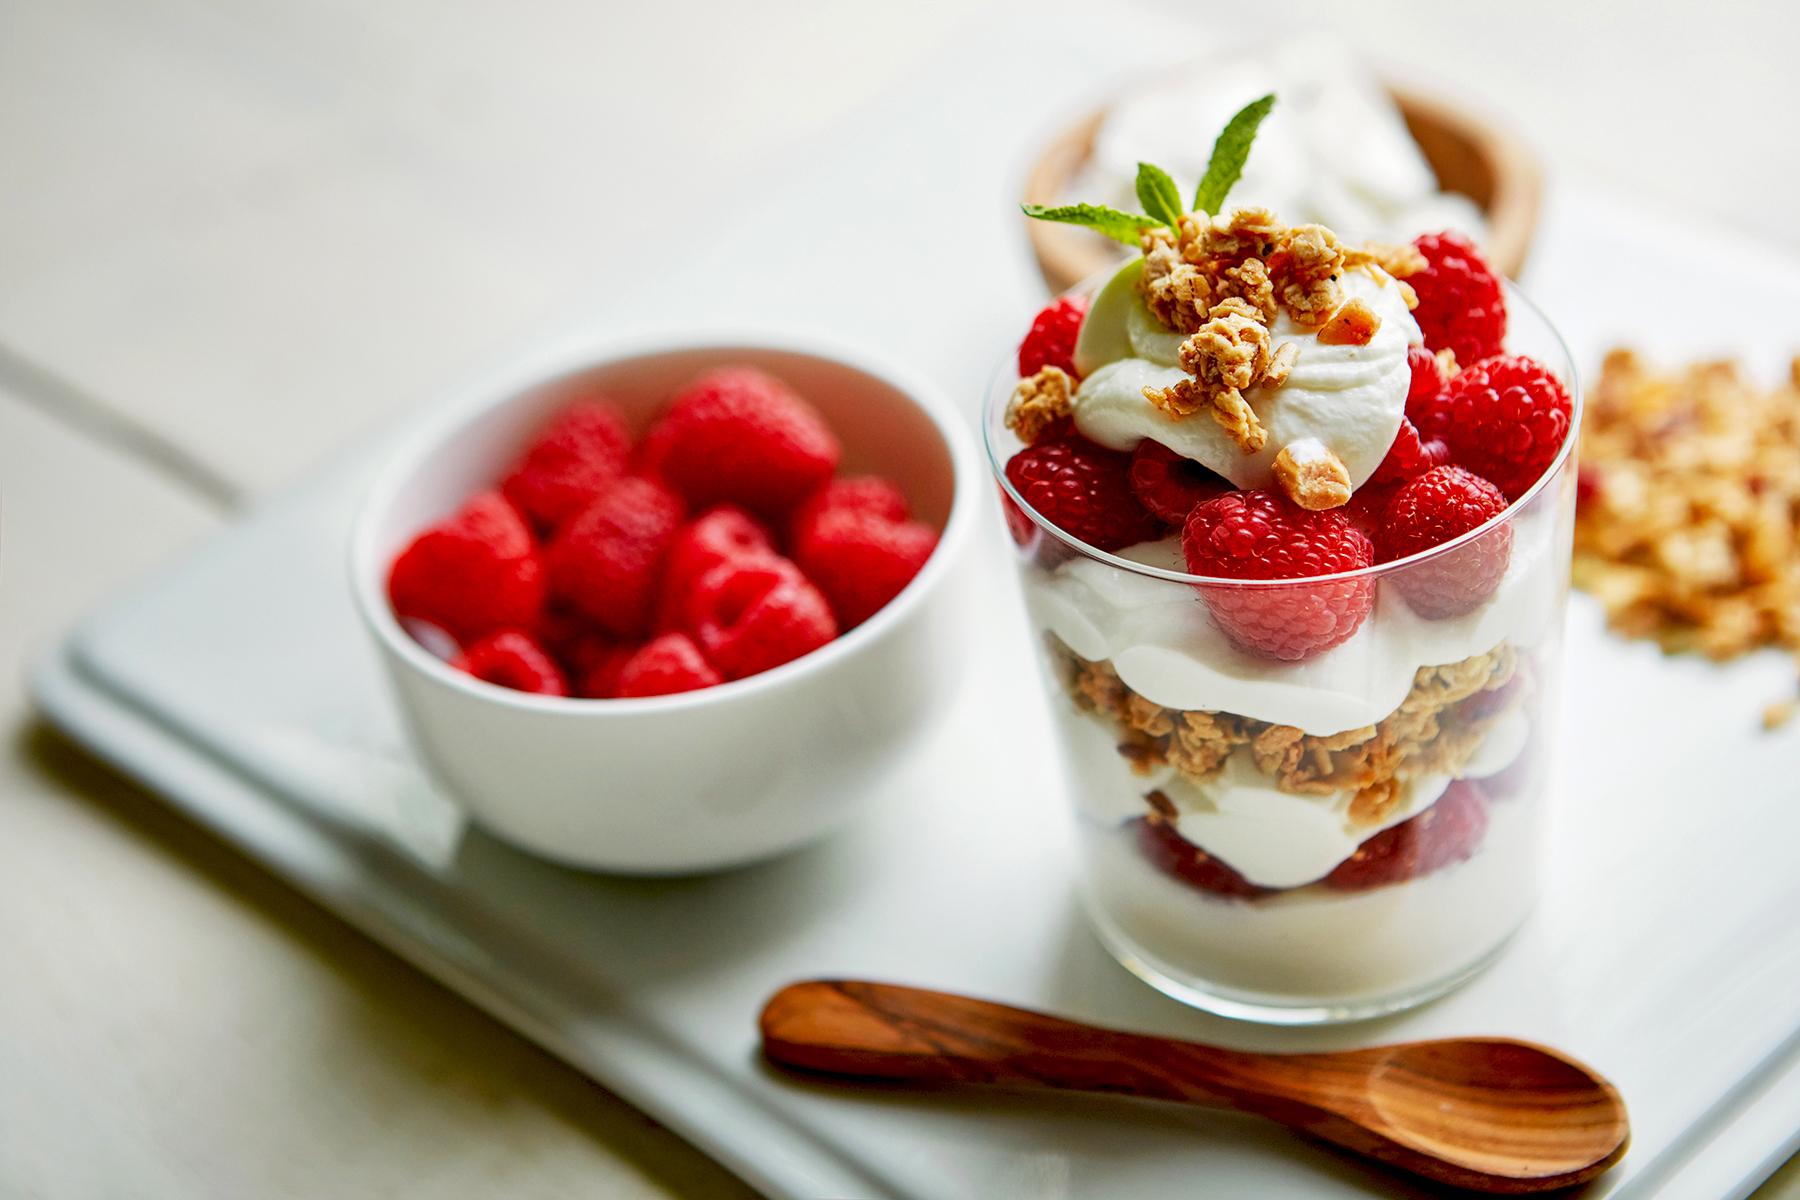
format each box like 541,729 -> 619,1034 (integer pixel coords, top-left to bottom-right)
1072,263 -> 1416,492
1025,518 -> 1558,737
1071,41 -> 1487,248
1464,708 -> 1531,779
1163,756 -> 1449,889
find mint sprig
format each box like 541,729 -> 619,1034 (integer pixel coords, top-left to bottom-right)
1019,202 -> 1164,245
1021,92 -> 1278,245
1134,163 -> 1184,229
1193,93 -> 1275,215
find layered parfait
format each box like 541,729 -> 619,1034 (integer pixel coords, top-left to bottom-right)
996,97 -> 1577,1021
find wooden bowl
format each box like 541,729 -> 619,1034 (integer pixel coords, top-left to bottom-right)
1022,80 -> 1542,295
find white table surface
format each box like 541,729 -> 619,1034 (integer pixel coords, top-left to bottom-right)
4,0 -> 1799,1195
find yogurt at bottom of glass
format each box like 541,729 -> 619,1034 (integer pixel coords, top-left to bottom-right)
1080,797 -> 1539,1005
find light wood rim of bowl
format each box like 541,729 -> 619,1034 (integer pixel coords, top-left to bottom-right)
1021,81 -> 1542,295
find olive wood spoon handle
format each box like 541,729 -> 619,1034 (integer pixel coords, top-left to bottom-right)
760,979 -> 1628,1195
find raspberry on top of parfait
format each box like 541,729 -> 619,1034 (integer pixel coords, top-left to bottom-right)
1005,92 -> 1572,662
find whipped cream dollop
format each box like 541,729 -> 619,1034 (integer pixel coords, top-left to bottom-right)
1072,42 -> 1486,247
1071,260 -> 1417,492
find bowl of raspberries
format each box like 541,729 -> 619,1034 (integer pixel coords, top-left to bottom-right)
350,335 -> 976,873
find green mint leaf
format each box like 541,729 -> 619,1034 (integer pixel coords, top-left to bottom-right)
1134,162 -> 1184,229
1020,202 -> 1163,245
1192,93 -> 1276,215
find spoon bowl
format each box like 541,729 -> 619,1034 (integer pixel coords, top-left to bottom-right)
1362,1040 -> 1630,1191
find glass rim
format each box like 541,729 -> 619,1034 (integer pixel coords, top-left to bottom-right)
983,278 -> 1582,589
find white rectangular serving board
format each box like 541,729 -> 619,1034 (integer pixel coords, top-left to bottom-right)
34,288 -> 1800,1199
34,401 -> 1800,1198
27,22 -> 1800,1189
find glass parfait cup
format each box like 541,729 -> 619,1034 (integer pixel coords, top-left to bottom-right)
987,284 -> 1579,1024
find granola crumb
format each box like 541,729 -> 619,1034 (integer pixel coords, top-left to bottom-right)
1574,349 -> 1800,717
1316,298 -> 1381,347
1271,437 -> 1352,510
1005,366 -> 1075,444
1144,789 -> 1178,819
1347,779 -> 1401,827
1352,241 -> 1428,279
1118,738 -> 1165,774
1265,341 -> 1299,388
1436,348 -> 1460,379
1762,700 -> 1796,732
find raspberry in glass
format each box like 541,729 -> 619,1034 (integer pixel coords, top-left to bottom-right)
1182,489 -> 1375,661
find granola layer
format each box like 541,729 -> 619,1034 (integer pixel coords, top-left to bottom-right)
1047,633 -> 1520,829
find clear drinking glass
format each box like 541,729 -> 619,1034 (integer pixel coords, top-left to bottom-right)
987,284 -> 1579,1024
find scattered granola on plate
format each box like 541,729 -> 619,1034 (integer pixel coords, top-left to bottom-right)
1574,349 -> 1800,725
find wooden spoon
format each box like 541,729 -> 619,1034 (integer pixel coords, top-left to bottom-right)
760,980 -> 1628,1194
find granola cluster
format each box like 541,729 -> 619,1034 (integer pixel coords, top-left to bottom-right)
1050,636 -> 1519,827
1574,350 -> 1800,725
1004,366 -> 1075,445
1135,210 -> 1419,456
1271,438 -> 1352,511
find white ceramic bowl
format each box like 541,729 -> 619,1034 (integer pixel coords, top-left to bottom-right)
349,333 -> 978,874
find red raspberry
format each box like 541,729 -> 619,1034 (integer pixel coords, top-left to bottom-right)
999,489 -> 1036,547
681,558 -> 837,680
500,401 -> 632,532
1405,344 -> 1444,421
655,505 -> 778,630
1433,356 -> 1573,500
1378,465 -> 1513,618
1134,816 -> 1267,899
1182,490 -> 1375,661
535,605 -> 616,676
577,642 -> 638,699
1017,294 -> 1090,378
388,491 -> 545,643
789,476 -> 909,546
1343,481 -> 1398,540
546,476 -> 684,638
1404,345 -> 1447,438
535,606 -> 641,697
794,509 -> 937,629
1368,417 -> 1451,487
1576,465 -> 1603,510
1005,435 -> 1162,552
1324,781 -> 1489,890
1128,439 -> 1232,525
1029,416 -> 1082,445
452,629 -> 568,696
1409,232 -> 1507,366
639,367 -> 839,516
615,633 -> 723,698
